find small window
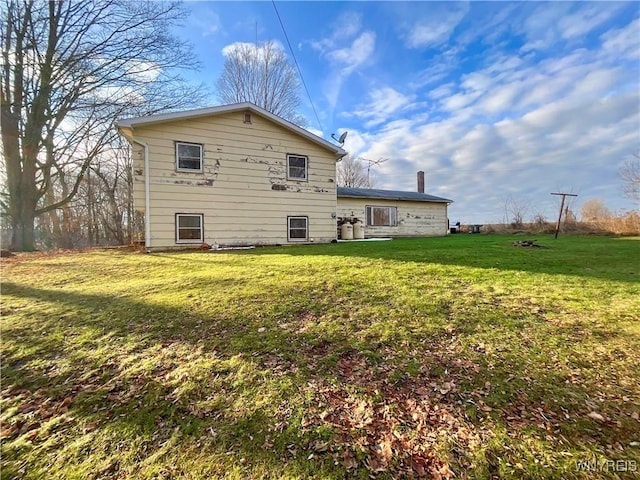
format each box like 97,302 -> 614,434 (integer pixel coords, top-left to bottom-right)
243,112 -> 252,124
287,154 -> 308,181
288,216 -> 308,241
366,206 -> 397,226
176,214 -> 204,243
176,142 -> 203,172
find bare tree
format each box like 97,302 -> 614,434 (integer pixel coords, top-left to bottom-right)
1,0 -> 204,251
38,137 -> 137,249
580,198 -> 611,223
619,154 -> 640,203
337,155 -> 372,188
531,213 -> 547,227
503,196 -> 530,227
216,41 -> 304,125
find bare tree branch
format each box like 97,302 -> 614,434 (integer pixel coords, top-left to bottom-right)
216,41 -> 304,125
336,155 -> 372,188
0,0 -> 205,250
619,154 -> 640,203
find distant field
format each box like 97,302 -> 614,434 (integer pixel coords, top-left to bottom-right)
2,235 -> 639,479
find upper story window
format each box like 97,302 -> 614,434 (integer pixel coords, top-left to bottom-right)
176,142 -> 203,172
287,154 -> 308,181
366,206 -> 397,226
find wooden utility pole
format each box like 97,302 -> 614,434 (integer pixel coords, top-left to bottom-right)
551,192 -> 578,239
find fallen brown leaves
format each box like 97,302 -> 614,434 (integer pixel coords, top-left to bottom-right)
1,365 -> 160,443
298,350 -> 488,478
1,385 -> 79,441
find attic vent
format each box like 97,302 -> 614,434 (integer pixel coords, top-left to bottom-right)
243,112 -> 252,124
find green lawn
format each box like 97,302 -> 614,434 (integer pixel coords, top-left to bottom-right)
2,235 -> 639,479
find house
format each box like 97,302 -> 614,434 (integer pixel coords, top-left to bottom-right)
337,178 -> 452,238
116,103 -> 347,250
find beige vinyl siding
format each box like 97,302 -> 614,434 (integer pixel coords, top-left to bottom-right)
130,111 -> 338,247
131,144 -> 145,210
338,197 -> 448,237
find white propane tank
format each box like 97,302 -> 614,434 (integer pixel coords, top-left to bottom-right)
341,223 -> 354,240
353,221 -> 364,239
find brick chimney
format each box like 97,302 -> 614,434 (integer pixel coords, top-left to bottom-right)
417,171 -> 425,193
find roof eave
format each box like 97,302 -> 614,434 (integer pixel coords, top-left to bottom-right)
337,193 -> 452,204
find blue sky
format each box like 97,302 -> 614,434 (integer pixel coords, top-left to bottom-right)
175,1 -> 639,224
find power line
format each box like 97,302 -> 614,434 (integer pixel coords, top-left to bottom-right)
271,1 -> 324,133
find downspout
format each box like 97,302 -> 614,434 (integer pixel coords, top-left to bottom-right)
130,137 -> 150,252
334,151 -> 348,241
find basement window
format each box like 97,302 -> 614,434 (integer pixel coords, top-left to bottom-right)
175,214 -> 204,243
288,216 -> 308,241
176,142 -> 203,172
287,154 -> 308,181
366,206 -> 397,227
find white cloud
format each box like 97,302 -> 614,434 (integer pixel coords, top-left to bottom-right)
404,4 -> 469,49
326,31 -> 377,74
409,57 -> 457,90
221,40 -> 285,58
306,127 -> 324,138
316,4 -> 639,221
479,82 -> 522,114
570,68 -> 622,99
428,83 -> 455,100
189,7 -> 222,38
600,18 -> 640,60
333,12 -> 363,41
520,3 -> 627,52
342,130 -> 369,158
322,77 -> 344,118
311,11 -> 363,51
311,15 -> 377,114
124,60 -> 162,83
336,27 -> 639,221
406,23 -> 454,49
558,6 -> 615,40
441,89 -> 482,112
431,33 -> 636,123
519,3 -> 573,52
453,3 -> 522,47
352,87 -> 416,128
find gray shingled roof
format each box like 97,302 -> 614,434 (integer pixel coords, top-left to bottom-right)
337,187 -> 453,203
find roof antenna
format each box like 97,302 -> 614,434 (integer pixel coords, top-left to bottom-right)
360,157 -> 389,186
331,131 -> 348,145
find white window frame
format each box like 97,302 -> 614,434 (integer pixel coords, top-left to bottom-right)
366,206 -> 397,227
287,216 -> 308,242
286,154 -> 308,181
175,213 -> 204,243
175,141 -> 203,173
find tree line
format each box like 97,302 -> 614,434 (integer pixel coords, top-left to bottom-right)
1,0 -> 208,251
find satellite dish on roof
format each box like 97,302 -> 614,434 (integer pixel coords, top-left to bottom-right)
331,131 -> 348,145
